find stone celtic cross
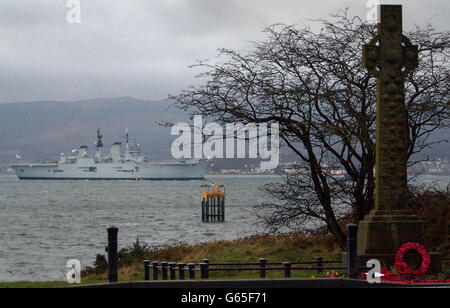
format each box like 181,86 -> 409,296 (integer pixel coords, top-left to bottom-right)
362,5 -> 418,212
356,5 -> 440,271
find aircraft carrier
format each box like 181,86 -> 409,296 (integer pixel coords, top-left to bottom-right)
11,129 -> 209,180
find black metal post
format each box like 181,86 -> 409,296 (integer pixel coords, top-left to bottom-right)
188,263 -> 195,279
209,198 -> 212,222
316,257 -> 323,275
210,197 -> 216,222
211,197 -> 214,221
205,199 -> 209,222
151,261 -> 159,280
218,197 -> 221,222
107,226 -> 119,283
221,198 -> 225,222
347,223 -> 358,279
202,200 -> 206,222
217,198 -> 220,221
143,260 -> 150,281
178,263 -> 186,280
169,262 -> 176,280
211,198 -> 213,221
283,262 -> 291,278
259,258 -> 267,278
214,198 -> 216,221
200,262 -> 209,279
161,262 -> 168,280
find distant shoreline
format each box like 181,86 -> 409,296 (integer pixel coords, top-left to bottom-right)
2,171 -> 450,176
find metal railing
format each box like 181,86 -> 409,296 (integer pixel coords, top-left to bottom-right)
140,224 -> 362,281
143,258 -> 348,280
106,224 -> 449,283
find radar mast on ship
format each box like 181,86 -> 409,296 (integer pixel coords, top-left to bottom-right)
95,129 -> 103,162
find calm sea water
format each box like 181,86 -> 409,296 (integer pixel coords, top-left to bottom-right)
0,173 -> 448,282
0,174 -> 281,282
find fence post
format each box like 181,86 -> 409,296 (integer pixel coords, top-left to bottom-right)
283,262 -> 291,278
200,262 -> 209,279
143,260 -> 150,281
107,226 -> 119,283
169,262 -> 177,280
221,196 -> 225,222
202,200 -> 206,222
178,263 -> 186,280
151,261 -> 159,280
205,200 -> 210,222
161,262 -> 168,280
316,257 -> 323,275
202,259 -> 210,279
188,263 -> 195,279
259,258 -> 267,278
346,223 -> 358,279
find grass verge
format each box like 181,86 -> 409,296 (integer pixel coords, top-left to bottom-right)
0,232 -> 342,287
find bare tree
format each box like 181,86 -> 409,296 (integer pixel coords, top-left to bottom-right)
169,11 -> 450,248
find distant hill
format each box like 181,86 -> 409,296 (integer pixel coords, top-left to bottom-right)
0,97 -> 448,165
0,97 -> 186,163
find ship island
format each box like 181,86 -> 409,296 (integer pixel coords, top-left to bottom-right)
11,129 -> 209,180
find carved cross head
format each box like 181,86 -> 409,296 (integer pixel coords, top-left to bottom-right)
362,5 -> 419,77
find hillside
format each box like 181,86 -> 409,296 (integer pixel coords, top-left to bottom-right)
0,97 -> 185,163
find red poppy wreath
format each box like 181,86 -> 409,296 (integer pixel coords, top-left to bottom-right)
393,242 -> 430,276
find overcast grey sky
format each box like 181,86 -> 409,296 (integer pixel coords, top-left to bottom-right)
0,0 -> 448,103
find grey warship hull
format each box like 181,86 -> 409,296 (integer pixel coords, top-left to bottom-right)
11,160 -> 209,180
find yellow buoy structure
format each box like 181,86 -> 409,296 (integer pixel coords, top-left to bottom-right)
201,176 -> 225,222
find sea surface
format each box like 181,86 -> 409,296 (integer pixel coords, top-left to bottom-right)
0,173 -> 448,282
0,174 -> 281,282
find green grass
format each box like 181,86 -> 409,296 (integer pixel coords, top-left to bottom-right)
83,232 -> 343,282
0,233 -> 344,287
0,280 -> 106,288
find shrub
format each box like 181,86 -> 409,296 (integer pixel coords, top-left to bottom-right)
408,187 -> 450,255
